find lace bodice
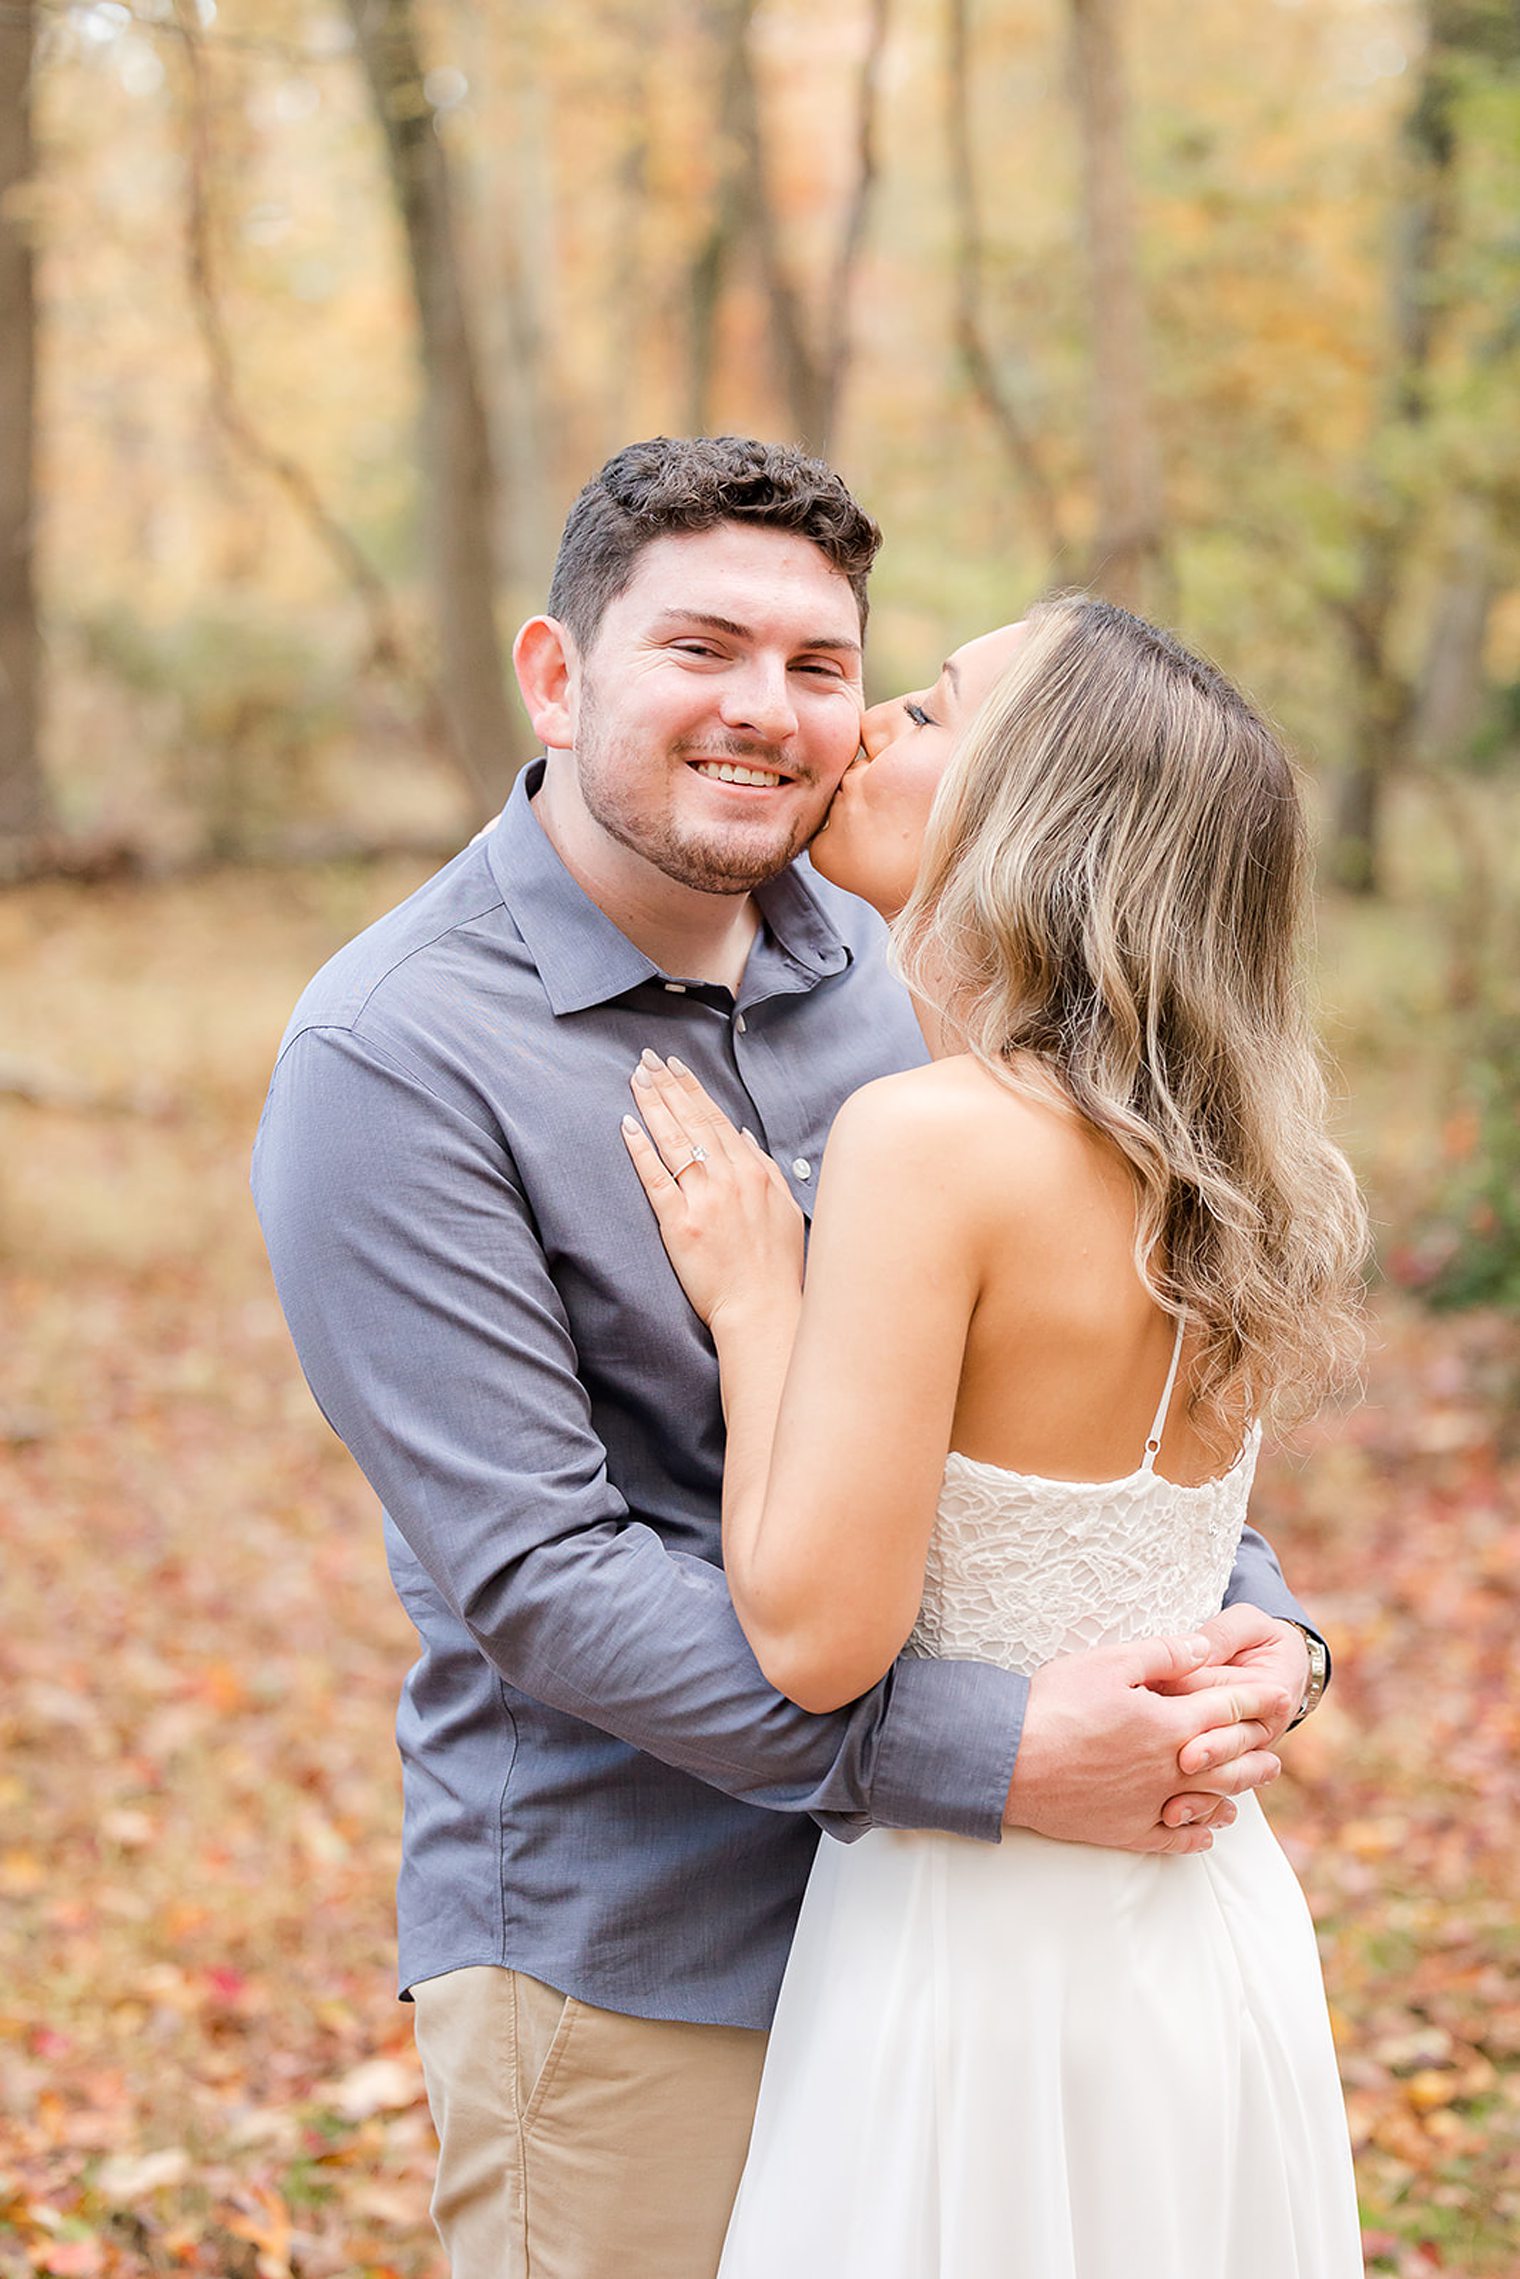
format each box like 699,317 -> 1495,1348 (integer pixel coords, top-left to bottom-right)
905,1316 -> 1259,1677
905,1434 -> 1260,1678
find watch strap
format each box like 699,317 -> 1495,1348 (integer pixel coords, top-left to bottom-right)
1284,1620 -> 1329,1729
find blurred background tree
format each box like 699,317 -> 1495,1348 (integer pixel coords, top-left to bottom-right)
0,0 -> 1508,865
0,0 -> 1510,1238
1328,0 -> 1520,898
344,0 -> 529,814
0,0 -> 1509,1277
0,0 -> 43,864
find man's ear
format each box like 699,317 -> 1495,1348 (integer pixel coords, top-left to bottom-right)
513,616 -> 579,751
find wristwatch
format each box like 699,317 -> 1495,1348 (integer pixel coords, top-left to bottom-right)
1283,1622 -> 1329,1729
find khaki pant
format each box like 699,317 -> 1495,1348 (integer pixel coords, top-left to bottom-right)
411,1965 -> 769,2279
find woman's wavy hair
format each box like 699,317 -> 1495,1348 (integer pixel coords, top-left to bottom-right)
892,593 -> 1368,1442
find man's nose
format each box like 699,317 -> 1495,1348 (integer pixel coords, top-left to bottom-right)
718,661 -> 798,745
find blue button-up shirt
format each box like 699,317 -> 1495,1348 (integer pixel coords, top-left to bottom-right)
252,763 -> 1309,2028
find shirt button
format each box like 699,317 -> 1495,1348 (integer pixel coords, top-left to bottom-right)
792,1158 -> 812,1181
735,1013 -> 747,1034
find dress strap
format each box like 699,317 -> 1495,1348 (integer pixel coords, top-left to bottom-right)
1140,1314 -> 1187,1472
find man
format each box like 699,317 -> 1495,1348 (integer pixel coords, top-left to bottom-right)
253,436 -> 1325,2279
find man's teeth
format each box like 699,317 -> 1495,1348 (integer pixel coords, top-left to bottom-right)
692,761 -> 785,788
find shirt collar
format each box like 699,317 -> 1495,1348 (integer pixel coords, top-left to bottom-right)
486,760 -> 851,1017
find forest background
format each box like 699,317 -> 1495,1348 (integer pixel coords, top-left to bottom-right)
1,1 -> 1518,2275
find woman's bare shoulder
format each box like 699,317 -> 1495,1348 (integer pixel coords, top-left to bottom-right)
825,1055 -> 1096,1198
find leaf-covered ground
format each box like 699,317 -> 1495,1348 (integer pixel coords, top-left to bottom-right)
2,873 -> 1516,2277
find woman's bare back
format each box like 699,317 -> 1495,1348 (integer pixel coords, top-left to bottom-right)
904,1054 -> 1242,1487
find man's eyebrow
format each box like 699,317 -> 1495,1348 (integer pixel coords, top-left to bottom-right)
653,609 -> 862,657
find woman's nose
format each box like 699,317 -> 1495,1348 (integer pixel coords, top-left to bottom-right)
859,700 -> 895,759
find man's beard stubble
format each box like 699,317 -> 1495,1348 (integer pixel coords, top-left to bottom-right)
574,696 -> 827,897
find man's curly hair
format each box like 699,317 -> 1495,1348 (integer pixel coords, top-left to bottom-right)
546,435 -> 882,649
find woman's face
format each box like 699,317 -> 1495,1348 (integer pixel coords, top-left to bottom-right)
809,623 -> 1030,917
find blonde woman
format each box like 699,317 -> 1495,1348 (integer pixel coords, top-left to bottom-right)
622,596 -> 1367,2277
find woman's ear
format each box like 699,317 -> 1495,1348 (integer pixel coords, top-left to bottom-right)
513,616 -> 579,751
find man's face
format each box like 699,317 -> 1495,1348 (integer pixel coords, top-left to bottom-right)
562,524 -> 866,896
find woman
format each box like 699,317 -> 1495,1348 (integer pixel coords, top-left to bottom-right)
620,596 -> 1367,2276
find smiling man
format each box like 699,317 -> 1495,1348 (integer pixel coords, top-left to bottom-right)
515,506 -> 868,984
252,437 -> 1320,2279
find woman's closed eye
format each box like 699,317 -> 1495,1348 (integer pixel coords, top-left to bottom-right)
903,700 -> 935,728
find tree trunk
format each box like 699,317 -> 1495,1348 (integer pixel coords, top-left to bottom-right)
602,50 -> 654,460
730,6 -> 831,451
945,0 -> 1067,568
457,0 -> 558,630
816,0 -> 892,460
720,0 -> 890,457
688,0 -> 759,436
0,0 -> 45,855
1414,515 -> 1500,1013
1329,507 -> 1490,898
346,0 -> 527,814
1068,0 -> 1168,614
1329,0 -> 1520,893
1332,652 -> 1413,895
1412,524 -> 1494,769
493,81 -> 557,622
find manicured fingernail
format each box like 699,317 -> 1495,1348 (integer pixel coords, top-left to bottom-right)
633,1063 -> 653,1087
667,1055 -> 690,1076
621,1115 -> 640,1132
640,1048 -> 662,1069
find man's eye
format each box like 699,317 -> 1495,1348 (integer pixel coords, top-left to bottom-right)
674,642 -> 721,659
904,701 -> 935,727
794,661 -> 844,679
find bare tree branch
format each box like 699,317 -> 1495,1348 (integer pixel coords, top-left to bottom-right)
701,0 -> 891,455
16,2 -> 355,67
945,0 -> 1068,567
169,0 -> 411,681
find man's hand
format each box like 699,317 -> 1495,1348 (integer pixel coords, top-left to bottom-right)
1149,1606 -> 1311,1830
1003,1632 -> 1291,1856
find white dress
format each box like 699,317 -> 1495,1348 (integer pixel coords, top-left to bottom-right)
718,1325 -> 1363,2279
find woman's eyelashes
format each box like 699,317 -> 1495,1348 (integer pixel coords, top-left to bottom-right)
904,700 -> 936,728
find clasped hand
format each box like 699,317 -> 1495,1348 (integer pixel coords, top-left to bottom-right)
1006,1605 -> 1304,1857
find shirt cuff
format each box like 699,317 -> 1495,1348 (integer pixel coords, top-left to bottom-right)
853,1655 -> 1027,1846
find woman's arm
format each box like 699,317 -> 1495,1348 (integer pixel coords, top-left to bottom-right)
623,1056 -> 981,1711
